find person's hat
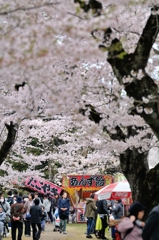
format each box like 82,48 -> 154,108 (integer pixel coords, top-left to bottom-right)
17,196 -> 22,203
129,202 -> 146,215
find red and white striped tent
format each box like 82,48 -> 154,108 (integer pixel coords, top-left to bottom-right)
94,181 -> 132,200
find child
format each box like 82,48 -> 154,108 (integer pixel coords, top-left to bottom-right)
41,206 -> 47,233
53,208 -> 60,232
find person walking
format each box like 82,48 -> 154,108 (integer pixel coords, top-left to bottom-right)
30,198 -> 42,240
142,203 -> 159,240
58,191 -> 70,234
11,196 -> 24,240
41,206 -> 47,233
84,193 -> 97,239
118,202 -> 145,240
42,195 -> 51,223
96,199 -> 109,239
47,194 -> 56,223
52,193 -> 59,214
24,192 -> 34,237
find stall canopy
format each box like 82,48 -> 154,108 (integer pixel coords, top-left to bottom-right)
12,176 -> 63,198
94,181 -> 131,200
62,175 -> 113,206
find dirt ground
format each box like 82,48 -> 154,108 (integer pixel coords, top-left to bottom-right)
5,222 -> 112,240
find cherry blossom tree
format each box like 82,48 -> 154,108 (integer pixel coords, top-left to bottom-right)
74,0 -> 159,214
0,0 -> 159,214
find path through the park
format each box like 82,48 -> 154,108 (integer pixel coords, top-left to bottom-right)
6,222 -> 111,240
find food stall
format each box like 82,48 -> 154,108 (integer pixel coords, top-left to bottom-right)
62,175 -> 113,223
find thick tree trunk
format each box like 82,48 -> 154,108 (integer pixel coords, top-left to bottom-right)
120,148 -> 148,202
120,148 -> 159,218
0,122 -> 18,165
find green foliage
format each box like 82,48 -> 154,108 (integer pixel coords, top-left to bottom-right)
12,151 -> 23,159
11,161 -> 28,172
25,147 -> 42,156
0,169 -> 8,177
29,137 -> 39,147
28,137 -> 43,148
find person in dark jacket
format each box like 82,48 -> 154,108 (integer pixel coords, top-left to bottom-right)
30,198 -> 42,240
109,199 -> 123,240
110,199 -> 123,219
58,191 -> 70,234
142,204 -> 159,240
52,194 -> 59,213
96,199 -> 109,239
48,193 -> 58,223
41,206 -> 47,232
11,196 -> 24,240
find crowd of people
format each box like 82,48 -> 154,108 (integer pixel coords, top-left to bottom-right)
0,189 -> 71,240
84,193 -> 159,240
0,188 -> 158,240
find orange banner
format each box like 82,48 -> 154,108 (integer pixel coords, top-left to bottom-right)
62,175 -> 113,191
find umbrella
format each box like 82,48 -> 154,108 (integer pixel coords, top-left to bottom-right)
94,181 -> 131,200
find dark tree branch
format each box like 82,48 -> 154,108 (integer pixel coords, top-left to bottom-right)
106,12 -> 159,139
133,13 -> 159,70
0,122 -> 18,165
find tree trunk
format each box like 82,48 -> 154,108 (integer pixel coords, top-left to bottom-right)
120,148 -> 159,218
120,148 -> 148,201
0,122 -> 18,165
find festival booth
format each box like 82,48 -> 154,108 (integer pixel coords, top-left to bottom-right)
113,173 -> 133,213
12,176 -> 63,198
62,175 -> 113,223
94,180 -> 131,200
94,180 -> 133,216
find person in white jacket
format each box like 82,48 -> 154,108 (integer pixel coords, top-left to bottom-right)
43,195 -> 51,223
